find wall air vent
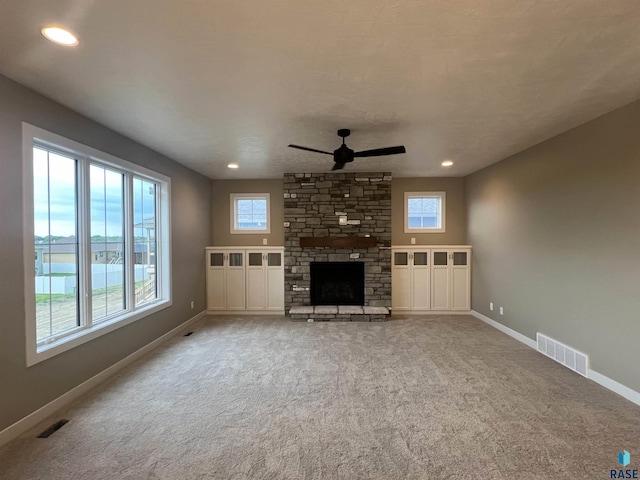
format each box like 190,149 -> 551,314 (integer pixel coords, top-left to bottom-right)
536,333 -> 589,378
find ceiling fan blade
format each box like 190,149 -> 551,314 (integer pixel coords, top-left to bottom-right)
331,162 -> 346,171
353,146 -> 406,157
288,144 -> 333,155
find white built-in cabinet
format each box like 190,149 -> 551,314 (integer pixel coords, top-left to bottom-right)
392,246 -> 471,313
391,248 -> 432,311
206,247 -> 284,314
431,248 -> 471,311
245,250 -> 285,311
206,249 -> 246,311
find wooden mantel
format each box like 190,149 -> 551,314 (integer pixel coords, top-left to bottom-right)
299,236 -> 378,248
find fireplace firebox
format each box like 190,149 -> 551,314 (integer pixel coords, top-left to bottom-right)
310,262 -> 365,306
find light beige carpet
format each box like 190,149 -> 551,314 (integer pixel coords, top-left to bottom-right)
1,315 -> 638,479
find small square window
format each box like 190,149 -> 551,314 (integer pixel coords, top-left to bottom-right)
230,193 -> 271,234
404,192 -> 445,233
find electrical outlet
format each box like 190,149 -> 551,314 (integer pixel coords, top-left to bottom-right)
411,237 -> 416,245
489,302 -> 493,311
262,238 -> 267,245
499,307 -> 504,316
190,301 -> 194,310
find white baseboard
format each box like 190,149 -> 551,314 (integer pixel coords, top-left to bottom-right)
471,310 -> 537,349
471,310 -> 640,407
391,310 -> 472,316
588,370 -> 640,406
0,310 -> 207,448
207,310 -> 284,315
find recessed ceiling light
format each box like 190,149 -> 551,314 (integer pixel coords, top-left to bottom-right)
41,26 -> 79,46
441,160 -> 454,167
227,163 -> 239,169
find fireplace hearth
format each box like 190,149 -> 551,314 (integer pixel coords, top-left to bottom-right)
310,262 -> 365,306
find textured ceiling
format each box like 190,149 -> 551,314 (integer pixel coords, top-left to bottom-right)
1,1 -> 639,179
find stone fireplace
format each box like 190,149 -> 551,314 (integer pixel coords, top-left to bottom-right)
284,172 -> 391,320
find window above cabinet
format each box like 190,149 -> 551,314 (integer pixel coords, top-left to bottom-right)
404,191 -> 445,233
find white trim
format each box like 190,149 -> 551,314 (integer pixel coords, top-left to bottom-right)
205,246 -> 284,250
0,311 -> 206,448
23,123 -> 173,366
471,310 -> 640,407
391,310 -> 472,316
31,301 -> 172,365
229,193 -> 271,234
22,124 -> 37,366
392,245 -> 472,249
404,191 -> 446,234
471,310 -> 537,349
207,310 -> 284,315
588,370 -> 640,406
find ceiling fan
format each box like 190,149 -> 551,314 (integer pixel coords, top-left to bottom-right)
288,129 -> 406,171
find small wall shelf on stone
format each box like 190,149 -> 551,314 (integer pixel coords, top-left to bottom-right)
299,236 -> 378,248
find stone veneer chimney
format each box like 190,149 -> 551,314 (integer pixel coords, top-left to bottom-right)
284,172 -> 392,313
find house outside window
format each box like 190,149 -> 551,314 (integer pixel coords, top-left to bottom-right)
404,192 -> 446,233
230,193 -> 270,234
23,123 -> 171,366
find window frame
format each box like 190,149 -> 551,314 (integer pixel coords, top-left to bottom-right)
229,193 -> 271,234
23,123 -> 172,366
404,191 -> 446,233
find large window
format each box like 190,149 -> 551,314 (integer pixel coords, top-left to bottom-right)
404,192 -> 446,233
24,123 -> 171,365
230,193 -> 270,234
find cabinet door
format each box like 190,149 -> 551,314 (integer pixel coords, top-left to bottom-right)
451,250 -> 470,310
411,250 -> 431,310
265,251 -> 284,310
226,251 -> 246,310
245,250 -> 284,311
245,251 -> 266,310
431,250 -> 450,310
392,250 -> 411,310
206,251 -> 226,310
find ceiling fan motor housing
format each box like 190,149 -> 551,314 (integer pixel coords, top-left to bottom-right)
334,144 -> 354,163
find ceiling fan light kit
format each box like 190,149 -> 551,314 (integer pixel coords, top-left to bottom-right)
288,129 -> 406,171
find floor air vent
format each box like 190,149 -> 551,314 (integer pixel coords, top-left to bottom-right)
536,333 -> 589,378
37,419 -> 69,438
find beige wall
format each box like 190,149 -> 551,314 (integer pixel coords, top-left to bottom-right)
0,75 -> 212,432
212,177 -> 465,247
392,177 -> 466,245
465,100 -> 640,392
211,179 -> 284,246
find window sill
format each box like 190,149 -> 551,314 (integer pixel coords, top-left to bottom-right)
404,228 -> 446,234
28,299 -> 172,367
230,229 -> 270,235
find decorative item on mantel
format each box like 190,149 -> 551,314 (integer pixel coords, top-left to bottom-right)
299,236 -> 378,248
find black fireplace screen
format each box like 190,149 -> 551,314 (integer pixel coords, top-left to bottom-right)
310,262 -> 365,306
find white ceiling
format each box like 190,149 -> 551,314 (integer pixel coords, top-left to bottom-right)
1,1 -> 640,179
